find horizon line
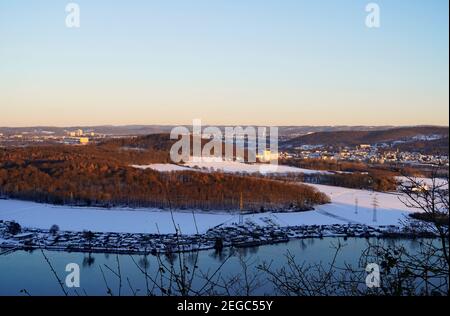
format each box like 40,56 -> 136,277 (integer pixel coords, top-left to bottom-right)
0,123 -> 449,129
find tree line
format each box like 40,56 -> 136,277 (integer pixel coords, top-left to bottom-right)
0,144 -> 329,212
280,158 -> 411,191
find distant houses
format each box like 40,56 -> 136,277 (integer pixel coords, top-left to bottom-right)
283,143 -> 448,166
64,137 -> 89,145
65,129 -> 90,145
256,149 -> 279,162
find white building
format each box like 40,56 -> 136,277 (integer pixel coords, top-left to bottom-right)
256,150 -> 279,162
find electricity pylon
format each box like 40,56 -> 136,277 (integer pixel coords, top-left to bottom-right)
239,192 -> 244,225
372,194 -> 379,223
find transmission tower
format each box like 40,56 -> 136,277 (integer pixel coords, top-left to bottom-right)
372,194 -> 379,223
239,192 -> 244,225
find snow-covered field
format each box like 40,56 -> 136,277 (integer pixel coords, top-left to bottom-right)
395,176 -> 448,188
0,184 -> 416,235
132,161 -> 330,175
309,184 -> 412,226
132,164 -> 192,172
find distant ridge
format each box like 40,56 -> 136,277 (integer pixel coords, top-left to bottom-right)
1,124 -> 445,137
282,126 -> 449,148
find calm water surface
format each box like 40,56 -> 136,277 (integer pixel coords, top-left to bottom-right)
0,237 -> 427,296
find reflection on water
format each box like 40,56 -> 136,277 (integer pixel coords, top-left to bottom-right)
138,256 -> 150,271
408,239 -> 421,250
82,253 -> 95,268
0,237 -> 437,296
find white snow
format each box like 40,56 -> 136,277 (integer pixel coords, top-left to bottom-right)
307,184 -> 413,226
131,164 -> 192,172
395,176 -> 448,189
132,161 -> 330,175
0,183 -> 418,234
0,200 -> 231,235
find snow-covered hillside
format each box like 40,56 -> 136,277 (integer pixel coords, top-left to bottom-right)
131,164 -> 191,172
132,161 -> 330,175
0,184 -> 416,235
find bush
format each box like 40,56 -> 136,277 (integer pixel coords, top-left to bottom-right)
49,224 -> 60,236
7,222 -> 21,235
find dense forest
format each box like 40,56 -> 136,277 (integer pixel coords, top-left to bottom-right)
282,126 -> 449,148
279,158 -> 419,191
391,137 -> 449,156
0,138 -> 330,212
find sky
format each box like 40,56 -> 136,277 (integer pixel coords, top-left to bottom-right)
0,0 -> 448,127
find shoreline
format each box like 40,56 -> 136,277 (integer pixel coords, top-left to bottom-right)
0,220 -> 437,256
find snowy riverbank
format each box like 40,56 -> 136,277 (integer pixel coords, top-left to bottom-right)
0,184 -> 416,235
0,182 -> 431,254
1,218 -> 433,255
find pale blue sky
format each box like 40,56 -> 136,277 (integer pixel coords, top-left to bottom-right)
0,0 -> 448,126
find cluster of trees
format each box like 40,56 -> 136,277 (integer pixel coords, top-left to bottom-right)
280,158 -> 405,191
281,157 -> 421,175
303,172 -> 398,192
0,145 -> 329,212
258,172 -> 397,192
281,158 -> 374,173
283,126 -> 449,148
391,137 -> 449,156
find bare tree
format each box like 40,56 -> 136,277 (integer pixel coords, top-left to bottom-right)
398,170 -> 449,266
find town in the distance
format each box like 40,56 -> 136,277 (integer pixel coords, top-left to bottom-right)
1,125 -> 448,167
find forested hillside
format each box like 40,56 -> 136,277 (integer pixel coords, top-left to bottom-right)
283,126 -> 449,151
0,141 -> 329,212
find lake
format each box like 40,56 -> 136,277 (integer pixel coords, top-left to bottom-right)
0,237 -> 432,296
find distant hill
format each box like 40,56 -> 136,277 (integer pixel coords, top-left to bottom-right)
101,133 -> 254,161
101,133 -> 177,152
0,125 -> 175,136
392,137 -> 449,155
282,126 -> 449,151
0,125 -> 396,137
